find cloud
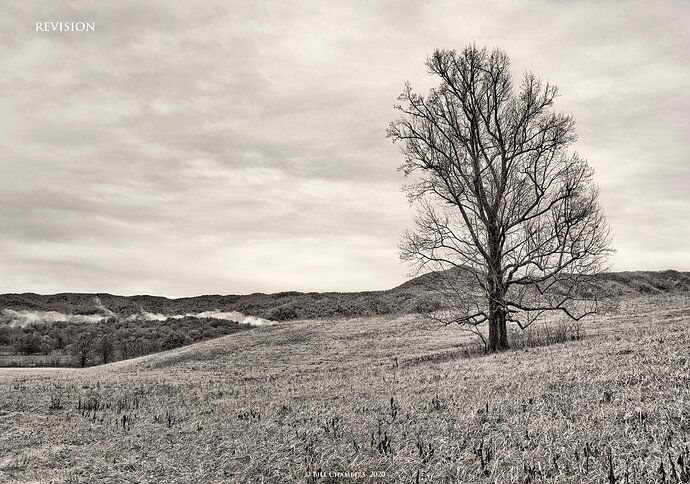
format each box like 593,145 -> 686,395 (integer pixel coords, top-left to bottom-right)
0,0 -> 687,296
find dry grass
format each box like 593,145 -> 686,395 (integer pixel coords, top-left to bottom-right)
0,295 -> 689,483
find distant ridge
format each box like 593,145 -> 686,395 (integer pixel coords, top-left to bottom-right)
394,268 -> 690,294
0,270 -> 687,322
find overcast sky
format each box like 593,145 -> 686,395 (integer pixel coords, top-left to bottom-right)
0,1 -> 688,296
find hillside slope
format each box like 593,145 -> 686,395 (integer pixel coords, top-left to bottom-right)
0,294 -> 688,482
0,270 -> 688,321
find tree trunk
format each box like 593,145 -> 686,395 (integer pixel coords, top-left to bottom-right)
486,227 -> 509,353
487,281 -> 509,353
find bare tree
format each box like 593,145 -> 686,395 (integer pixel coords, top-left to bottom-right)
388,45 -> 613,352
96,335 -> 114,364
70,334 -> 93,368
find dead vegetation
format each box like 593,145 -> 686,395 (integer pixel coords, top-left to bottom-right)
0,294 -> 688,483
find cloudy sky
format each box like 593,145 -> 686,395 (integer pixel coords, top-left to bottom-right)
0,1 -> 687,296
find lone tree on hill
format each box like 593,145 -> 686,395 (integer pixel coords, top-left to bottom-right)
388,45 -> 613,352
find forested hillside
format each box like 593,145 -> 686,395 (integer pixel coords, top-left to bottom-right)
1,270 -> 688,321
0,270 -> 687,367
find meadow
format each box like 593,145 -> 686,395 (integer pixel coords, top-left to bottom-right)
0,294 -> 688,483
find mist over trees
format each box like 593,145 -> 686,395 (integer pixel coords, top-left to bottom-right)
389,45 -> 613,352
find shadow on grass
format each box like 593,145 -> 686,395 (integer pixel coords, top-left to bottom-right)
400,319 -> 585,367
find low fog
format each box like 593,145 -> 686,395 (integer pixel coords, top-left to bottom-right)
0,308 -> 272,327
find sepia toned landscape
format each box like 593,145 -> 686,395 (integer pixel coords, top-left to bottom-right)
1,273 -> 689,482
0,296 -> 687,483
2,1 -> 689,483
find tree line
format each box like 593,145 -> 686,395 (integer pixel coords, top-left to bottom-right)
0,316 -> 252,367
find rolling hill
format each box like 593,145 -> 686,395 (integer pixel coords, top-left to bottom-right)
0,270 -> 688,322
0,291 -> 688,482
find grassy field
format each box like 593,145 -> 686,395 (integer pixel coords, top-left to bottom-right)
0,295 -> 688,483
